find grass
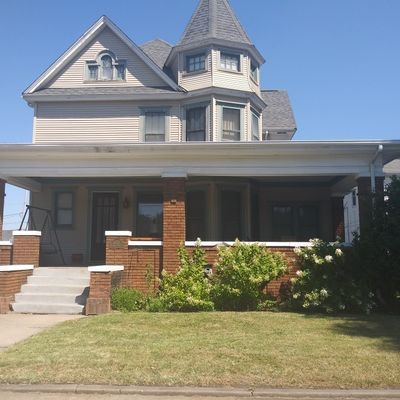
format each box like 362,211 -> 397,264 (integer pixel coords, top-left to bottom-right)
0,312 -> 399,388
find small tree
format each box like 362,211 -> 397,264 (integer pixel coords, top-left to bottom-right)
350,176 -> 400,313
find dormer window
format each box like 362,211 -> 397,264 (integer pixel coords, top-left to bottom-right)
86,51 -> 125,81
186,53 -> 206,73
220,52 -> 240,72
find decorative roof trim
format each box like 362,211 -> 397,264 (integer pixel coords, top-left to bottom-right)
23,16 -> 180,95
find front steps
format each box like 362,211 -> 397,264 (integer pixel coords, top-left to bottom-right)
12,267 -> 90,314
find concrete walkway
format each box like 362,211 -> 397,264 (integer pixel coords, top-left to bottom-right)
0,313 -> 83,351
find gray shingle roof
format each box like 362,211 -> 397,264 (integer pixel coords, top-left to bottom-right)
179,0 -> 252,46
140,39 -> 172,69
30,86 -> 178,96
261,90 -> 297,132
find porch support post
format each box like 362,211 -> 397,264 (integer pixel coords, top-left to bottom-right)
331,196 -> 345,241
0,179 -> 5,240
357,176 -> 385,234
162,177 -> 186,273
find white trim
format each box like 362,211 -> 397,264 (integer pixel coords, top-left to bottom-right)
0,265 -> 34,272
12,231 -> 42,237
0,241 -> 12,246
88,265 -> 124,272
128,240 -> 163,247
24,16 -> 179,94
184,241 -> 313,247
105,231 -> 132,237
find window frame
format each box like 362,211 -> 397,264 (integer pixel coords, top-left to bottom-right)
218,102 -> 245,142
140,107 -> 170,143
251,110 -> 260,141
185,52 -> 207,74
219,51 -> 242,73
250,60 -> 259,83
270,203 -> 320,241
184,103 -> 209,142
54,191 -> 74,229
85,51 -> 126,82
136,191 -> 163,238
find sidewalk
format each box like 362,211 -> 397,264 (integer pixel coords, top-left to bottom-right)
0,314 -> 83,351
0,385 -> 399,399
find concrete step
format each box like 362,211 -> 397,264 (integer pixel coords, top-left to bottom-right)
34,268 -> 89,277
15,291 -> 88,306
27,275 -> 90,286
20,284 -> 88,295
11,302 -> 84,314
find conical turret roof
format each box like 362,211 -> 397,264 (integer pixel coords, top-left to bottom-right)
179,0 -> 252,46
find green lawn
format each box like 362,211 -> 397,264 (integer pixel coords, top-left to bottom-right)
0,312 -> 399,388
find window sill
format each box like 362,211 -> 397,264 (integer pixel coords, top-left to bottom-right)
83,79 -> 127,84
218,68 -> 243,75
182,69 -> 208,78
249,75 -> 259,85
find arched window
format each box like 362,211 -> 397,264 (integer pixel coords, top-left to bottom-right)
86,51 -> 125,81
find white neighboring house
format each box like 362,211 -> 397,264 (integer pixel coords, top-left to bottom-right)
344,159 -> 400,243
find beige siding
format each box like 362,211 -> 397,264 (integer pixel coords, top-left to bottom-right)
180,51 -> 212,91
47,27 -> 166,88
35,101 -> 182,144
212,49 -> 252,92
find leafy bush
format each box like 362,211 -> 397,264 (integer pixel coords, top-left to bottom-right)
211,240 -> 287,311
157,241 -> 214,312
291,239 -> 375,313
111,288 -> 146,312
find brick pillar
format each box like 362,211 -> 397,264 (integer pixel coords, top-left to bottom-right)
331,196 -> 345,241
0,179 -> 5,241
357,176 -> 385,233
162,178 -> 186,273
86,266 -> 124,315
12,231 -> 41,267
0,243 -> 12,265
105,231 -> 130,285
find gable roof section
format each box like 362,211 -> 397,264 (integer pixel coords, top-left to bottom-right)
24,16 -> 180,94
179,0 -> 252,46
261,90 -> 297,132
140,39 -> 172,69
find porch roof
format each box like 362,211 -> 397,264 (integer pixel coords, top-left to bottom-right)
0,141 -> 399,192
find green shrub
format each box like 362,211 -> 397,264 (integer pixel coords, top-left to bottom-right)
211,240 -> 287,311
291,239 -> 374,313
157,241 -> 214,312
111,288 -> 146,312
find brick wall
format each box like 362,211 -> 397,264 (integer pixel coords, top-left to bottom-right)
12,233 -> 41,267
86,271 -> 113,315
0,244 -> 12,265
163,178 -> 186,273
0,269 -> 33,314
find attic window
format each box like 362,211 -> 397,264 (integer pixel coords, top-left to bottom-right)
86,52 -> 125,81
250,61 -> 258,82
186,53 -> 206,73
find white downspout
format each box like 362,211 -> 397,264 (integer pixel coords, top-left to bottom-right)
370,144 -> 383,193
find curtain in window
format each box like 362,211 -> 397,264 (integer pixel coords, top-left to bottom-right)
145,112 -> 165,142
186,107 -> 206,141
101,55 -> 113,80
222,108 -> 240,141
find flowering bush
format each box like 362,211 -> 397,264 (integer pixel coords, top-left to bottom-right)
291,239 -> 375,313
211,240 -> 287,311
157,240 -> 214,312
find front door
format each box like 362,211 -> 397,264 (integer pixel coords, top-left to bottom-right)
91,192 -> 119,262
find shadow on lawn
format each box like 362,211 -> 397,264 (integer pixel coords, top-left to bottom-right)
324,314 -> 400,352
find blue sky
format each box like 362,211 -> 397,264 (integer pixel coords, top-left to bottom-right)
1,0 -> 400,229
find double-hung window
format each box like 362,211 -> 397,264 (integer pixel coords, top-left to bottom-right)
186,107 -> 206,141
186,53 -> 206,73
144,111 -> 166,142
220,52 -> 240,72
136,193 -> 163,238
250,61 -> 258,82
251,112 -> 260,141
222,107 -> 241,141
55,192 -> 73,228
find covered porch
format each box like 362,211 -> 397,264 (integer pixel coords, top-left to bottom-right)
1,141 -> 398,269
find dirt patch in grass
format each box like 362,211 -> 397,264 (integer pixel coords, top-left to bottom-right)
0,312 -> 398,388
